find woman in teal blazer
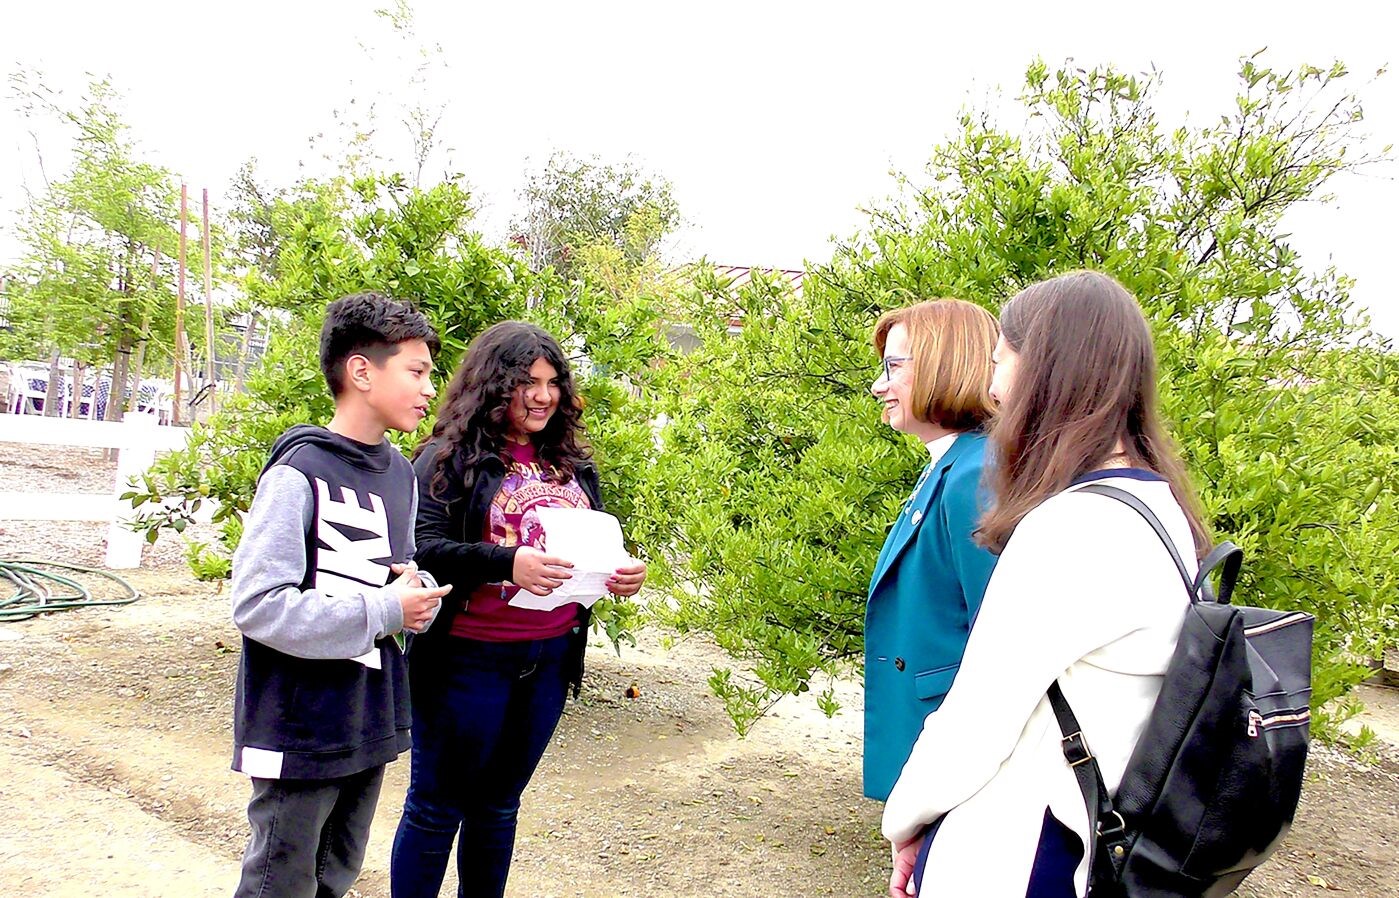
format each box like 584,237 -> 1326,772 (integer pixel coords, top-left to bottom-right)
864,298 -> 1001,801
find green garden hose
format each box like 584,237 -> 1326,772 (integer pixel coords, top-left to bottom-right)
0,560 -> 140,622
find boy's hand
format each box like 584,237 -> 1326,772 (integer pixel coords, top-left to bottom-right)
512,546 -> 574,596
390,562 -> 422,588
392,563 -> 450,633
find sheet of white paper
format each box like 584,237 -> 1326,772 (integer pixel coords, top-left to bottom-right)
351,645 -> 383,669
508,507 -> 631,612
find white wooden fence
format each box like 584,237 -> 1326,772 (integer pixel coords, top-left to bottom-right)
6,361 -> 175,421
0,414 -> 193,568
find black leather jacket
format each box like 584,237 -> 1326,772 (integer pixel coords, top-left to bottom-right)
409,440 -> 602,696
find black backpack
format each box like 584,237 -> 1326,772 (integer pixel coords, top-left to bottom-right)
1049,483 -> 1313,898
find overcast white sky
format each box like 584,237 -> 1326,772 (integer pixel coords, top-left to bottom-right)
3,0 -> 1396,336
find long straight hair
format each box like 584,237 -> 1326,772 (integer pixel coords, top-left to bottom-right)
416,321 -> 591,499
976,271 -> 1209,555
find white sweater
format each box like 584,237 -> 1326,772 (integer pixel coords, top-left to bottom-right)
882,475 -> 1198,897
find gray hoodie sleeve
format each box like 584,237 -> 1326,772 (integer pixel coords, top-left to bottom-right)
231,464 -> 405,659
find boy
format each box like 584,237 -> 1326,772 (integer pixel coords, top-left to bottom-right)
230,292 -> 452,898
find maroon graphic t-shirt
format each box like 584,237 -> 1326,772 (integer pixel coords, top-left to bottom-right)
450,440 -> 591,641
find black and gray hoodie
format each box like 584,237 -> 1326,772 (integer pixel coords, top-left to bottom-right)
230,424 -> 437,780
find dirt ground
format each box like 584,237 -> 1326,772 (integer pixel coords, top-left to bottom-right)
1,448 -> 1397,896
0,569 -> 894,897
0,569 -> 1395,898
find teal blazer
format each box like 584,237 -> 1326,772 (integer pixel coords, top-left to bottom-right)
863,431 -> 999,800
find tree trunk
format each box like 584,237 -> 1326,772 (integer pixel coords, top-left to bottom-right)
107,341 -> 132,421
68,359 -> 85,419
126,314 -> 151,415
43,350 -> 64,416
233,310 -> 259,393
106,278 -> 136,422
184,337 -> 199,422
129,247 -> 159,414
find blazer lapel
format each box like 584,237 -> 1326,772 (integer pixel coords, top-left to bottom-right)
869,434 -> 980,595
870,464 -> 944,593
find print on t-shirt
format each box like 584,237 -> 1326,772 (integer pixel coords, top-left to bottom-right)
451,440 -> 592,642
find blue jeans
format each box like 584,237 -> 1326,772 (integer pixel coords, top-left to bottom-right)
390,632 -> 573,898
911,809 -> 1081,897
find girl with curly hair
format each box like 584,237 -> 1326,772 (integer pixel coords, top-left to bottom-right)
390,321 -> 646,898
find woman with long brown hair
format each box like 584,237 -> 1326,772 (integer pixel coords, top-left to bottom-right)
882,271 -> 1208,897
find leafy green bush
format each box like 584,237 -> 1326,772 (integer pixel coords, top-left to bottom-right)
127,173 -> 670,651
122,62 -> 1397,740
649,59 -> 1398,732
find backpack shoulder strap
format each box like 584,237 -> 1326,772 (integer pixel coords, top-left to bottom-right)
1075,483 -> 1196,600
1194,541 -> 1243,605
1047,681 -> 1130,883
1051,481 -> 1203,887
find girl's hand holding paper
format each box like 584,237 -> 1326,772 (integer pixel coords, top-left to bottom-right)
509,508 -> 642,610
607,560 -> 647,597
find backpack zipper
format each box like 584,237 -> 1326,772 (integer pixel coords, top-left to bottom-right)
1259,708 -> 1311,729
1243,612 -> 1311,638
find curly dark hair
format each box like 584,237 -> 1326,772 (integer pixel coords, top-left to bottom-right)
417,320 -> 591,498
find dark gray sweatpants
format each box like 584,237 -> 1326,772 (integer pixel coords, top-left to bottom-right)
233,765 -> 385,898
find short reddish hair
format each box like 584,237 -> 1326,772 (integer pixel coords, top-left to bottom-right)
873,299 -> 998,431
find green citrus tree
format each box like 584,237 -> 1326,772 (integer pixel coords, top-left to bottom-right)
649,58 -> 1398,734
126,170 -> 672,647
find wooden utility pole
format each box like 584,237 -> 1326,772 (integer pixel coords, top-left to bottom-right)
202,187 -> 216,415
174,184 -> 188,425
